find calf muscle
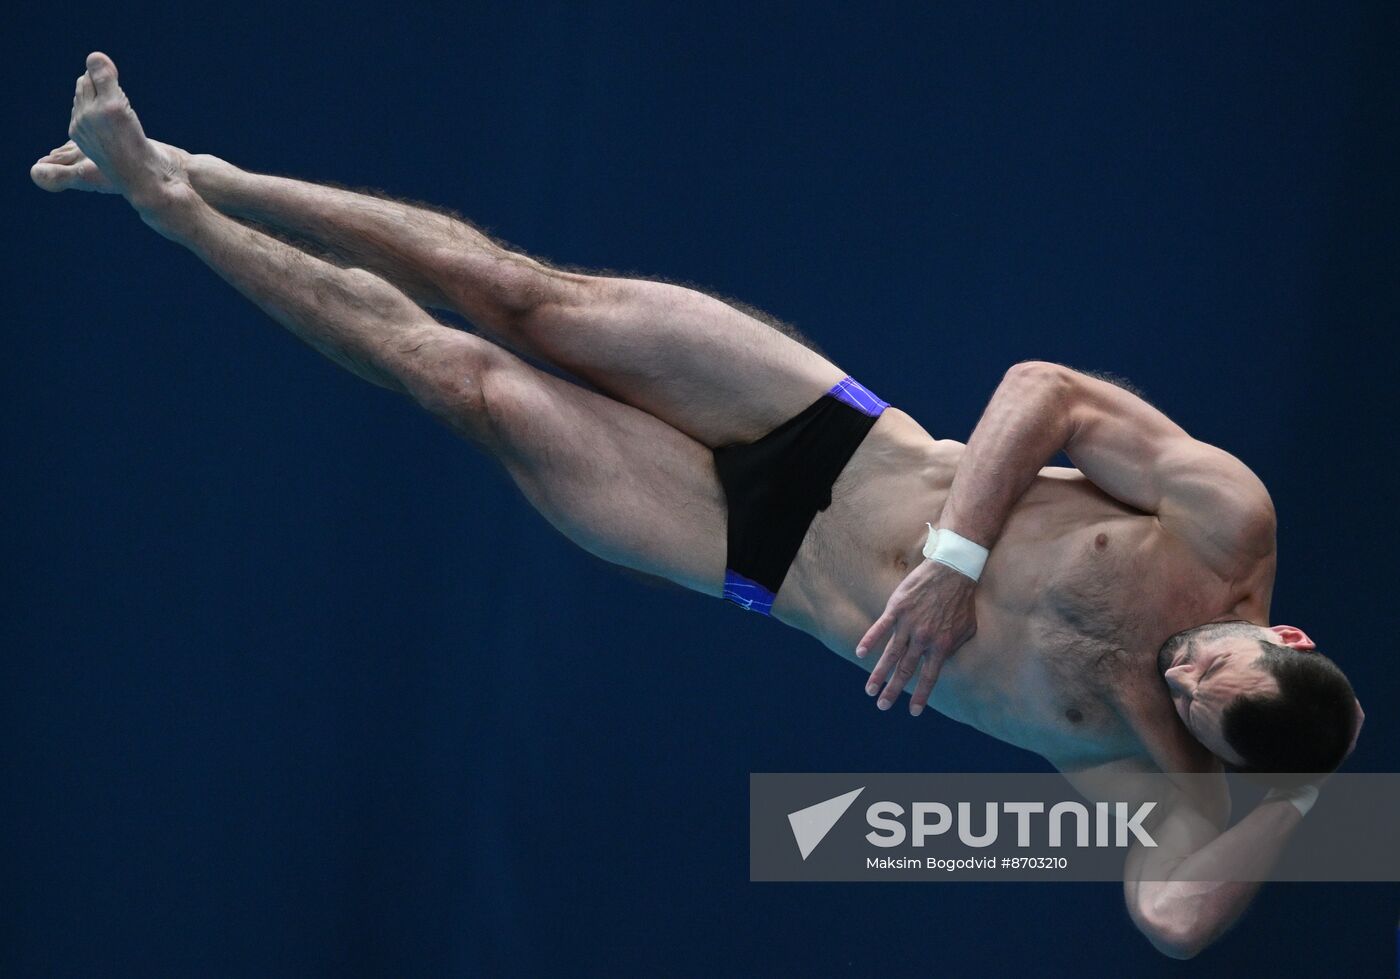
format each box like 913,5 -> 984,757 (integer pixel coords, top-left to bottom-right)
154,189 -> 467,397
187,155 -> 553,326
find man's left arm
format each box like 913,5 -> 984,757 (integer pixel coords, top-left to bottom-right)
1122,789 -> 1311,959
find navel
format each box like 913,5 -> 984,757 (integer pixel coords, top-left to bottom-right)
1065,708 -> 1084,724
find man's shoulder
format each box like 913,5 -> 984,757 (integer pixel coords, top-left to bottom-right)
1058,754 -> 1231,827
1155,440 -> 1277,578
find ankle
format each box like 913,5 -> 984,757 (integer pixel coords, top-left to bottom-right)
186,153 -> 238,204
133,180 -> 204,239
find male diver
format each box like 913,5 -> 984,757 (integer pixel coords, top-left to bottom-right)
33,53 -> 1364,959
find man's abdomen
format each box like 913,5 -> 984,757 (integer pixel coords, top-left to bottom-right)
771,406 -> 961,642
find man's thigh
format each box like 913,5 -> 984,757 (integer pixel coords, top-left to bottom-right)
512,274 -> 850,449
470,345 -> 730,596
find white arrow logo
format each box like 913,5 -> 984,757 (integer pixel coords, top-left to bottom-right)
787,787 -> 864,860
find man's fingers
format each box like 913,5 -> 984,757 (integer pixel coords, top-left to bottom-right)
865,632 -> 909,699
856,612 -> 895,659
880,642 -> 924,710
909,652 -> 945,716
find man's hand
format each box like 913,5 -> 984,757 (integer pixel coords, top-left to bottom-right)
856,560 -> 977,715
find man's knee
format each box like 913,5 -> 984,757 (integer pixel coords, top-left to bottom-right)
436,243 -> 602,338
397,329 -> 495,428
434,244 -> 593,334
400,333 -> 534,448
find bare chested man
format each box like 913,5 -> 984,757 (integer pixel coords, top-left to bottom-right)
35,53 -> 1364,959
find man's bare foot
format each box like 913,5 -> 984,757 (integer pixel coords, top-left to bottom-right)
30,139 -> 116,193
31,137 -> 190,196
57,53 -> 196,225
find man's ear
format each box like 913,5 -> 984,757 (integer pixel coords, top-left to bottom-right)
1269,624 -> 1316,651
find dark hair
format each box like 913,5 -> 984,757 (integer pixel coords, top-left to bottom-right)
1221,641 -> 1356,775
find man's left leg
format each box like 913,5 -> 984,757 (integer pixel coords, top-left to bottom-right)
54,53 -> 734,596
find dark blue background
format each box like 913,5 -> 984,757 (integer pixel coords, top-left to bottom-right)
8,3 -> 1399,975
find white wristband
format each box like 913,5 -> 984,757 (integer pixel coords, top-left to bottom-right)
1264,783 -> 1320,817
923,523 -> 989,582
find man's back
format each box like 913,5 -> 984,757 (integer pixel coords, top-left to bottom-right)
780,405 -> 1277,772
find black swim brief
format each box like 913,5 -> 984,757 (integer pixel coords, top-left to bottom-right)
712,376 -> 889,615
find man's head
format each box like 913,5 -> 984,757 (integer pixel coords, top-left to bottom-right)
1156,620 -> 1359,773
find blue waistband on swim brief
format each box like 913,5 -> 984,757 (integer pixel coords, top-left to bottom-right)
825,375 -> 889,417
722,568 -> 776,616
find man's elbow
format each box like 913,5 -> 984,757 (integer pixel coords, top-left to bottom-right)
1005,359 -> 1070,388
1145,928 -> 1209,961
1003,360 -> 1075,414
1135,907 -> 1212,960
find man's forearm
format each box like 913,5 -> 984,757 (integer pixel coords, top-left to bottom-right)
1137,798 -> 1302,958
856,360 -> 1075,701
937,361 -> 1075,548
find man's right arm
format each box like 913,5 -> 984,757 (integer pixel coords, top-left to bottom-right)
861,360 -> 1277,710
1058,365 -> 1277,576
935,360 -> 1079,547
943,360 -> 1275,567
861,361 -> 1093,710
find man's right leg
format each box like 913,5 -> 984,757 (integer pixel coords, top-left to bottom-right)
174,155 -> 853,449
139,190 -> 734,594
52,52 -> 731,596
35,138 -> 852,448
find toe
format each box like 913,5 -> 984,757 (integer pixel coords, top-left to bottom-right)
30,162 -> 64,191
86,52 -> 119,94
30,157 -> 107,193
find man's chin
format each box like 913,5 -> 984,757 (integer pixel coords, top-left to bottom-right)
1171,699 -> 1191,730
